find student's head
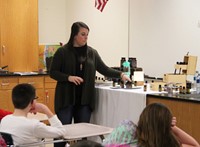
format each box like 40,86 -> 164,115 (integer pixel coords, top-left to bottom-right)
67,21 -> 90,47
136,103 -> 180,147
12,83 -> 36,109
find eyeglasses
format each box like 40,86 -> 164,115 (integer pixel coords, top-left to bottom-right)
31,96 -> 38,104
34,96 -> 39,100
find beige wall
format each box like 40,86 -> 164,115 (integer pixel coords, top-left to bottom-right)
38,0 -> 129,74
39,0 -> 200,78
129,0 -> 200,77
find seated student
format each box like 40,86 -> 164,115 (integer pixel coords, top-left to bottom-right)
0,83 -> 66,146
103,103 -> 200,147
0,109 -> 12,121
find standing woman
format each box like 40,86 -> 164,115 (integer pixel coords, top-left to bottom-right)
50,22 -> 130,125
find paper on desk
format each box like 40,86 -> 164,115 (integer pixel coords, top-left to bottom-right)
14,71 -> 38,75
133,71 -> 144,81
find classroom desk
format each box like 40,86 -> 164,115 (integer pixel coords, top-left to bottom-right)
64,123 -> 113,141
91,86 -> 161,128
19,123 -> 112,146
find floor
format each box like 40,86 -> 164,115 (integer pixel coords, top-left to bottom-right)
46,144 -> 53,147
44,139 -> 70,147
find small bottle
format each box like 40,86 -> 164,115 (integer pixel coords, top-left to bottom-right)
182,86 -> 186,94
120,57 -> 126,70
186,87 -> 191,94
163,84 -> 167,91
186,82 -> 191,94
196,74 -> 200,94
158,85 -> 162,92
143,81 -> 147,92
150,80 -> 154,90
193,71 -> 198,91
120,80 -> 124,88
143,84 -> 147,92
122,61 -> 131,78
179,86 -> 182,94
134,81 -> 137,87
112,79 -> 117,87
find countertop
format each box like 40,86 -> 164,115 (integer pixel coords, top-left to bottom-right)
147,92 -> 200,103
0,71 -> 49,76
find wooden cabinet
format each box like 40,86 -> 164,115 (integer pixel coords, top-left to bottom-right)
19,76 -> 45,103
0,75 -> 56,113
0,0 -> 38,72
147,95 -> 200,143
0,77 -> 18,111
44,76 -> 56,113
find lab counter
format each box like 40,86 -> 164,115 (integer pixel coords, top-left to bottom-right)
147,93 -> 200,143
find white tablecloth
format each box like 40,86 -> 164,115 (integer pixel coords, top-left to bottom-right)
91,85 -> 161,128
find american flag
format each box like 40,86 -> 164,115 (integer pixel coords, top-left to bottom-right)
95,0 -> 109,12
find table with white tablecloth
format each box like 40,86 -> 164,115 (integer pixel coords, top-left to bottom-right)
91,86 -> 161,128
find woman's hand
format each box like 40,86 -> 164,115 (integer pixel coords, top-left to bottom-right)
68,76 -> 84,85
121,73 -> 131,82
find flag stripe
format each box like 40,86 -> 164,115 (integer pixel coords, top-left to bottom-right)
100,0 -> 107,12
95,0 -> 108,12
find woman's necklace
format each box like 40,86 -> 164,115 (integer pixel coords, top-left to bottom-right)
74,46 -> 86,71
79,56 -> 86,71
80,63 -> 83,71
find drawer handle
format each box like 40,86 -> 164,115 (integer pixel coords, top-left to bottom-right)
2,45 -> 6,55
45,90 -> 49,103
1,83 -> 10,86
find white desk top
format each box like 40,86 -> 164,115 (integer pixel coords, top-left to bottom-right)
63,123 -> 113,140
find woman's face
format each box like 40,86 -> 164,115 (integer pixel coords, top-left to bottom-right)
73,27 -> 89,47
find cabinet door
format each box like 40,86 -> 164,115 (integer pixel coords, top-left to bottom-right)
0,77 -> 18,111
19,76 -> 45,103
19,76 -> 44,89
1,0 -> 38,71
36,88 -> 45,104
0,90 -> 14,112
45,89 -> 55,113
44,76 -> 56,113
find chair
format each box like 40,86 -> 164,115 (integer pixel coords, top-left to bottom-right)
0,132 -> 14,146
0,131 -> 67,147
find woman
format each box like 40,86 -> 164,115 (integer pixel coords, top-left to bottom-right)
103,103 -> 199,147
50,21 -> 130,125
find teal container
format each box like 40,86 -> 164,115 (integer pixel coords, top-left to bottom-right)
122,61 -> 130,77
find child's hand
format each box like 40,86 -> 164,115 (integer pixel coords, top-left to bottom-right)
171,117 -> 177,127
29,103 -> 46,114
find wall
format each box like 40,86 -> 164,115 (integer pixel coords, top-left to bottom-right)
38,0 -> 129,74
129,0 -> 200,78
39,0 -> 200,78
